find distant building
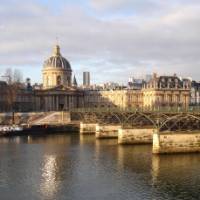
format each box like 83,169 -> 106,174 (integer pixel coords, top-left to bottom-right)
142,73 -> 191,109
128,77 -> 144,89
84,89 -> 143,109
83,72 -> 90,87
145,74 -> 152,82
190,81 -> 200,105
0,45 -> 194,112
35,45 -> 84,111
42,45 -> 72,89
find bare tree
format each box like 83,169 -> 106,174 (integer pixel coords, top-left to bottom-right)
13,69 -> 23,83
4,68 -> 13,84
3,68 -> 23,124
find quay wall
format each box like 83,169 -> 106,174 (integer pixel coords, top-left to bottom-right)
80,122 -> 97,134
118,128 -> 154,144
0,112 -> 71,125
0,112 -> 46,125
95,124 -> 121,139
153,130 -> 200,154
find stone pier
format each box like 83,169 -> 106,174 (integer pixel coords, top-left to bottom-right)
118,128 -> 154,144
80,122 -> 97,135
95,124 -> 121,139
153,129 -> 200,154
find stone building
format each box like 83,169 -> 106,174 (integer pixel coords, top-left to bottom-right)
190,81 -> 200,106
0,45 -> 193,112
142,73 -> 191,109
84,89 -> 143,109
34,45 -> 84,111
42,45 -> 72,89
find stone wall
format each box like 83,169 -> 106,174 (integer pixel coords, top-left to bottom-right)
0,112 -> 71,125
80,122 -> 97,134
95,124 -> 121,139
118,128 -> 154,144
0,112 -> 46,125
153,130 -> 200,153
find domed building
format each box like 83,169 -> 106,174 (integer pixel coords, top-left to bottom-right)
42,45 -> 72,89
34,45 -> 84,111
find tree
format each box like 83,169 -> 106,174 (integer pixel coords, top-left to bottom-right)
13,69 -> 23,83
4,68 -> 13,84
3,68 -> 23,123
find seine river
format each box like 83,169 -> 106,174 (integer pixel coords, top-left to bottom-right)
0,133 -> 200,200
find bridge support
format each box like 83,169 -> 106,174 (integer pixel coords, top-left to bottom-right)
95,124 -> 121,139
80,122 -> 98,135
153,129 -> 200,154
118,128 -> 154,144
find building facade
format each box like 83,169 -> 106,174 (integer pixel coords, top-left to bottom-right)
35,45 -> 84,111
190,81 -> 200,106
42,45 -> 72,89
84,89 -> 143,109
142,74 -> 191,109
0,45 -> 194,112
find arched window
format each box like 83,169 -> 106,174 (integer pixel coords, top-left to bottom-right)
57,75 -> 61,85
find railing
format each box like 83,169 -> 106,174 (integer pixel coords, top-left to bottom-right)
70,106 -> 200,113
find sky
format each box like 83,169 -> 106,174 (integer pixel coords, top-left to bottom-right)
0,0 -> 200,84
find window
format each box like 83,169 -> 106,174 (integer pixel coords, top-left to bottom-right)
57,76 -> 61,85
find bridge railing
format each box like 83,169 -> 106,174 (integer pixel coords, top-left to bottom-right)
70,106 -> 200,113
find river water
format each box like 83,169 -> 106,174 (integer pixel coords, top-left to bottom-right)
0,133 -> 200,200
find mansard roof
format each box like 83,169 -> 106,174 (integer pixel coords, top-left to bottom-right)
145,74 -> 191,89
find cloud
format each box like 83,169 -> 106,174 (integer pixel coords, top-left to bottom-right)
0,0 -> 200,84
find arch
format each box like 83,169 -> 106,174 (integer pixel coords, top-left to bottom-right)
159,114 -> 200,132
82,112 -> 99,123
124,111 -> 157,128
97,112 -> 123,125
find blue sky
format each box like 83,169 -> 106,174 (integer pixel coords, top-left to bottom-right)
0,0 -> 200,84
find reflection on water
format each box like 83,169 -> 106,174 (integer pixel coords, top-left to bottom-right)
0,133 -> 200,200
151,154 -> 200,199
40,155 -> 58,199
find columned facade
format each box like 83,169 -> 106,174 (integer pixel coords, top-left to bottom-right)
34,44 -> 84,111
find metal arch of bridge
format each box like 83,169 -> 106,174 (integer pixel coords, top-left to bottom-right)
71,111 -> 128,125
71,110 -> 200,132
123,111 -> 157,128
71,110 -> 169,127
159,113 -> 200,132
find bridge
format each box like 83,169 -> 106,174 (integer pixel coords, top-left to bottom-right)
71,108 -> 200,154
70,108 -> 200,131
2,108 -> 200,154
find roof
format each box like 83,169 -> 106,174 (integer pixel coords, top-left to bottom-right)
43,45 -> 72,71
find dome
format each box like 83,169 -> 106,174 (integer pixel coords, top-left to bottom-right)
43,45 -> 72,71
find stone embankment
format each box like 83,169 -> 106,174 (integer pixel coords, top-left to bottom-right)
153,130 -> 200,154
95,124 -> 121,139
80,122 -> 97,134
118,128 -> 154,144
0,112 -> 46,125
